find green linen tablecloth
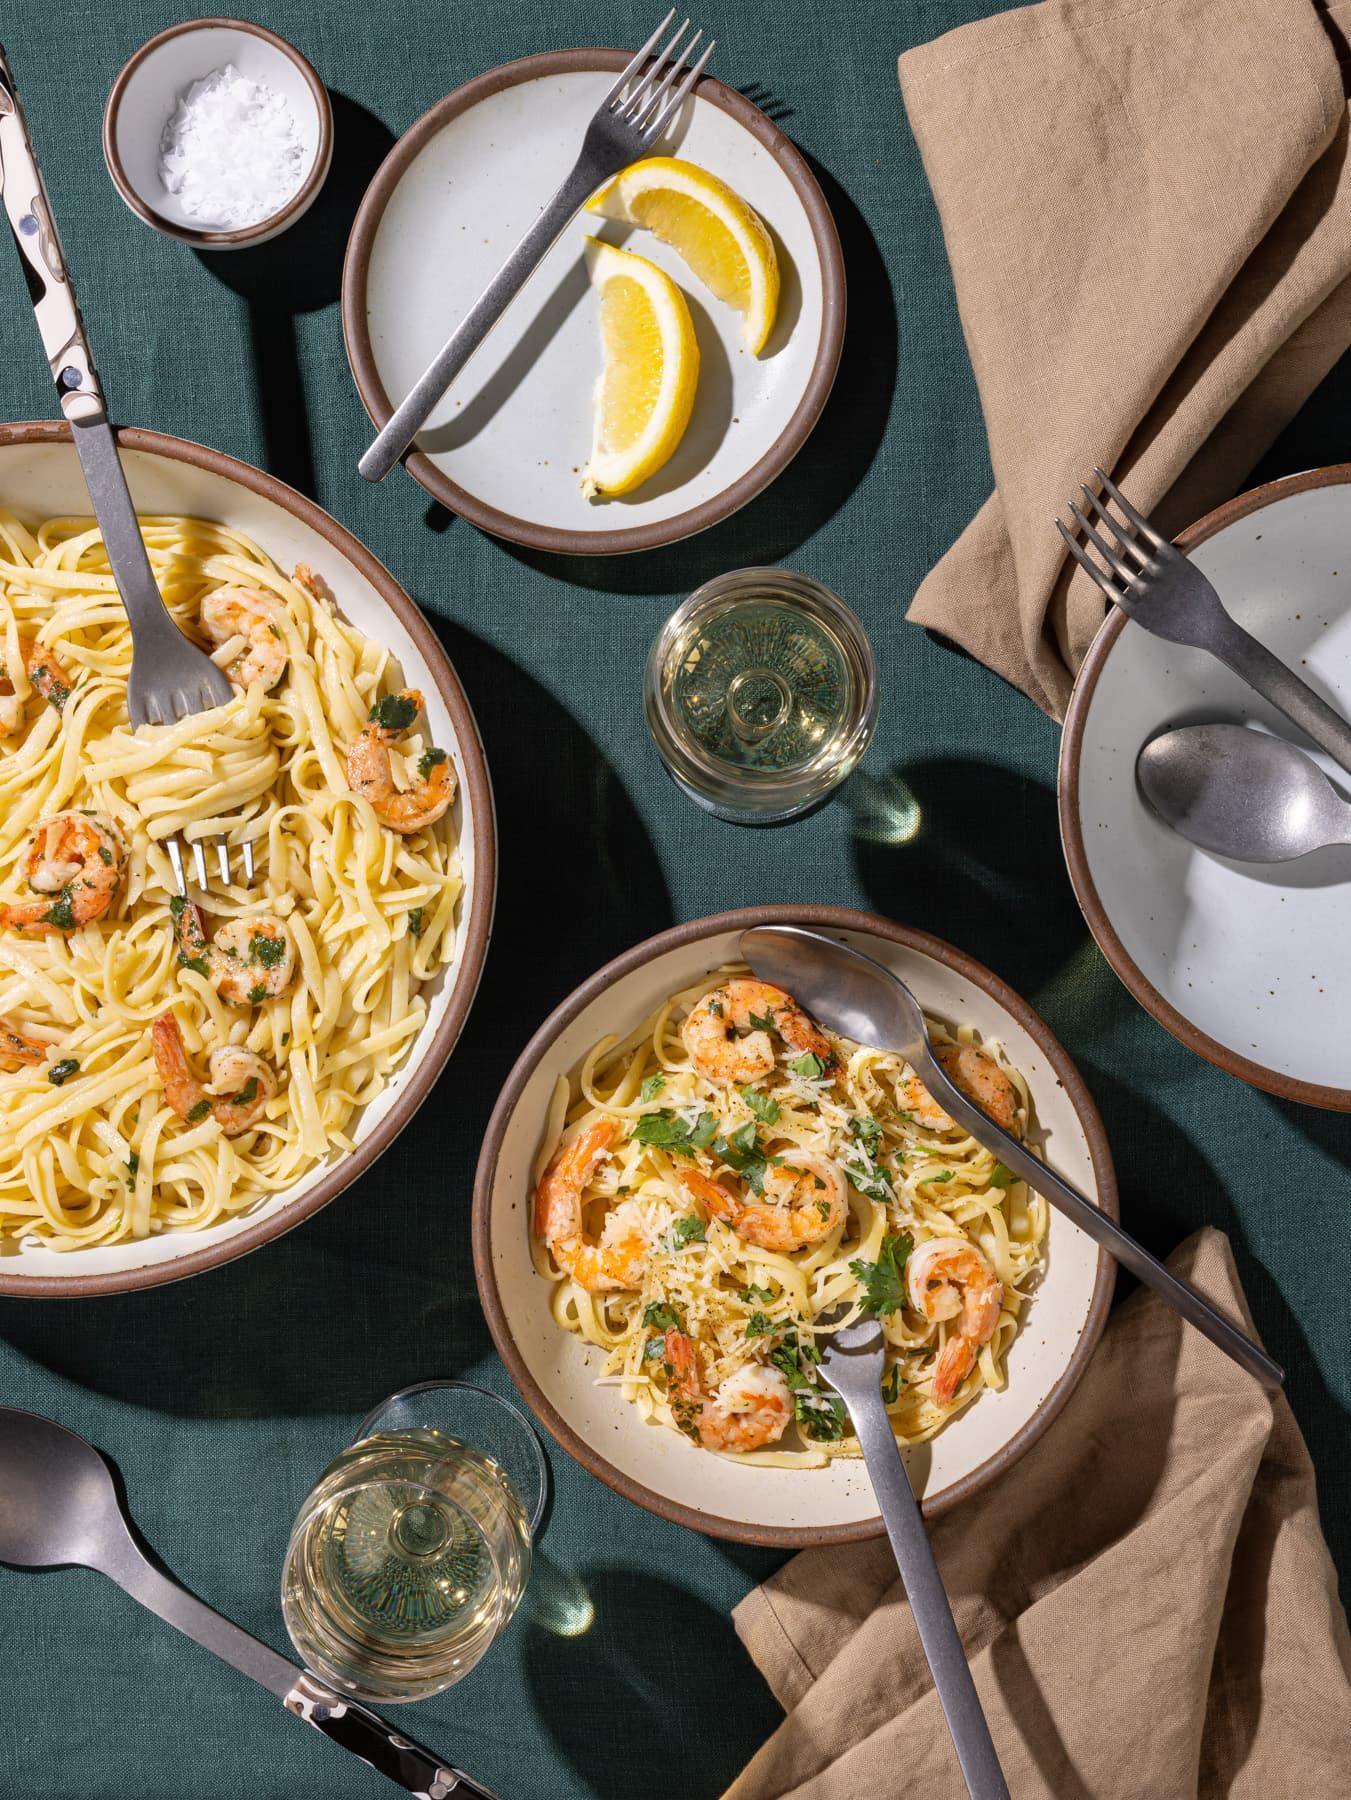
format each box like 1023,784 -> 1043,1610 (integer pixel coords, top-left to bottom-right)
0,4 -> 1346,1797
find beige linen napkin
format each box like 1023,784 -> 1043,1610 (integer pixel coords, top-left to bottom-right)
900,0 -> 1351,719
723,1231 -> 1351,1799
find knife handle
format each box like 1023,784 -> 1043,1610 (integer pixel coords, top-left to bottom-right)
0,42 -> 104,422
284,1675 -> 504,1799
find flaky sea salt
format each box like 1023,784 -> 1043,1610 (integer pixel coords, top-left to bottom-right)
158,63 -> 307,230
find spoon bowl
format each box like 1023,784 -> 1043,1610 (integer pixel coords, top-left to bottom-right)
1136,722 -> 1351,863
0,1409 -> 131,1573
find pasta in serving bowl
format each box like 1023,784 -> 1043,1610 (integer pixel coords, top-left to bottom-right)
0,423 -> 493,1296
474,908 -> 1117,1545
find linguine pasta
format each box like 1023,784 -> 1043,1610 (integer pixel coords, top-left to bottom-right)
0,509 -> 460,1250
533,970 -> 1048,1465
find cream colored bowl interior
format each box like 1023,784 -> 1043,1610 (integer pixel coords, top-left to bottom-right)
484,923 -> 1108,1536
0,434 -> 485,1287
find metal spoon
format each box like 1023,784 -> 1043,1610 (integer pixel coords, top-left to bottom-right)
1137,721 -> 1351,862
816,1314 -> 1009,1800
740,926 -> 1283,1388
0,1408 -> 501,1798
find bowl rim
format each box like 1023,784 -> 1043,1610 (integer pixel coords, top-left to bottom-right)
472,903 -> 1119,1546
1058,462 -> 1351,1113
340,48 -> 847,556
102,16 -> 335,248
0,418 -> 497,1297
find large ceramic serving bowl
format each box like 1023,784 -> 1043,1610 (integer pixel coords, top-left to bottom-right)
473,906 -> 1117,1546
1060,467 -> 1351,1109
0,422 -> 494,1297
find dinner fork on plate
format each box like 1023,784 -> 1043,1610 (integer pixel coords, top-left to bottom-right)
358,10 -> 716,482
1057,467 -> 1351,778
0,44 -> 246,895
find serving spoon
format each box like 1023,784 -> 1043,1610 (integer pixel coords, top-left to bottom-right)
740,926 -> 1282,1388
816,1313 -> 1009,1799
1137,721 -> 1351,862
0,1408 -> 501,1798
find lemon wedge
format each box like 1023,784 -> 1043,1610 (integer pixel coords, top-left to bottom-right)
582,238 -> 699,499
587,157 -> 780,354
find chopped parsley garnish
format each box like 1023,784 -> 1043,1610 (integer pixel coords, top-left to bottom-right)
815,1199 -> 833,1219
247,984 -> 268,1005
41,892 -> 76,931
640,1073 -> 666,1102
642,1300 -> 685,1332
740,1085 -> 780,1125
787,1051 -> 824,1080
881,1363 -> 904,1405
643,1337 -> 665,1361
922,1168 -> 954,1185
248,933 -> 288,969
97,845 -> 113,866
369,692 -> 418,730
181,956 -> 211,978
849,1114 -> 883,1157
408,906 -> 425,938
125,1151 -> 140,1180
746,1008 -> 780,1035
771,1333 -> 846,1440
186,1099 -> 212,1123
232,1078 -> 259,1107
849,1232 -> 914,1316
168,896 -> 187,920
417,746 -> 447,778
741,1282 -> 775,1304
843,1160 -> 893,1204
663,1214 -> 706,1251
990,1162 -> 1017,1189
46,1058 -> 79,1086
744,1311 -> 776,1339
633,1108 -> 717,1153
714,1119 -> 767,1194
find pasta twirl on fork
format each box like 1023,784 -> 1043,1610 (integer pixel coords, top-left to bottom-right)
533,972 -> 1048,1465
0,509 -> 461,1250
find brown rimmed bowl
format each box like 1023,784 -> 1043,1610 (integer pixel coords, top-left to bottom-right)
0,421 -> 494,1297
103,19 -> 333,250
1060,466 -> 1351,1110
342,51 -> 846,554
472,906 -> 1117,1546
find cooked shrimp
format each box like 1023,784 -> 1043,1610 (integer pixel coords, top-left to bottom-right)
0,812 -> 127,935
0,636 -> 74,734
682,978 -> 836,1085
171,897 -> 296,1006
292,563 -> 333,603
534,1118 -> 649,1292
908,1237 -> 1004,1408
0,1021 -> 49,1070
663,1329 -> 792,1453
902,1044 -> 1020,1135
680,1154 -> 847,1253
346,689 -> 456,835
151,1013 -> 276,1137
200,586 -> 288,692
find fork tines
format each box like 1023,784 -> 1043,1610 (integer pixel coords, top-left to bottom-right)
1055,465 -> 1167,605
165,834 -> 256,898
604,11 -> 716,143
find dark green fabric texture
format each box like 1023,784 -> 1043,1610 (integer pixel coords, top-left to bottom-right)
0,3 -> 1347,1796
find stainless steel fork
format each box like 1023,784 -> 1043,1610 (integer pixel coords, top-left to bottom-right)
1058,467 -> 1351,778
358,11 -> 716,483
0,45 -> 245,894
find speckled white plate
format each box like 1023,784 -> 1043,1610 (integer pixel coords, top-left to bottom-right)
342,52 -> 844,555
472,907 -> 1116,1546
1061,466 -> 1351,1109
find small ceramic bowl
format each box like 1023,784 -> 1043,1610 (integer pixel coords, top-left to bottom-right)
103,18 -> 333,250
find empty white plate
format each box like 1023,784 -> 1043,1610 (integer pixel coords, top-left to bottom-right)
342,52 -> 845,554
1060,466 -> 1351,1109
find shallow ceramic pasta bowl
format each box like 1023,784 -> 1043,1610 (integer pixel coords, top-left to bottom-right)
0,422 -> 494,1297
1060,465 -> 1351,1109
472,906 -> 1117,1546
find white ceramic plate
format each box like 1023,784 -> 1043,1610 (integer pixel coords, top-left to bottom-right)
0,423 -> 494,1296
1061,467 -> 1351,1110
473,907 -> 1116,1545
342,52 -> 845,554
